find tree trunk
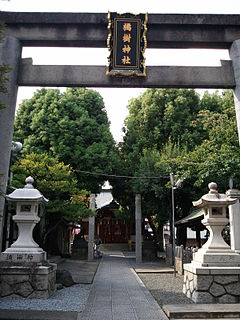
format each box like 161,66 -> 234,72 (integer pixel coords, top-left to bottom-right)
156,224 -> 164,251
147,217 -> 164,251
176,225 -> 187,248
43,217 -> 64,251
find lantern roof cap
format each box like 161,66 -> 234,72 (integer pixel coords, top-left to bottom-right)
193,182 -> 236,208
6,176 -> 48,203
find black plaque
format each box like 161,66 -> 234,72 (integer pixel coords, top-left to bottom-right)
107,12 -> 148,77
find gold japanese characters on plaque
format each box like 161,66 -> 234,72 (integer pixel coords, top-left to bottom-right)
106,11 -> 148,77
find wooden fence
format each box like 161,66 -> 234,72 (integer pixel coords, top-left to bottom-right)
166,244 -> 193,275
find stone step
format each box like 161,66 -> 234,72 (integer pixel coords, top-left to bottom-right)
0,309 -> 79,320
163,304 -> 240,319
100,243 -> 130,251
48,255 -> 65,265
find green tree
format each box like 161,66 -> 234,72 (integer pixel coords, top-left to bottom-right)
14,88 -> 117,192
115,89 -> 201,249
11,153 -> 93,222
121,89 -> 201,175
11,152 -> 94,250
116,89 -> 238,250
178,90 -> 239,193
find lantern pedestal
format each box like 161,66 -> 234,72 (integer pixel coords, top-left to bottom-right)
183,264 -> 240,303
0,262 -> 56,298
192,216 -> 240,267
0,177 -> 56,298
183,182 -> 240,303
0,214 -> 46,263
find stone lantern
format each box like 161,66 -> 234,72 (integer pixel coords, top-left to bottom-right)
1,176 -> 48,263
0,177 -> 56,298
183,182 -> 240,304
192,182 -> 239,267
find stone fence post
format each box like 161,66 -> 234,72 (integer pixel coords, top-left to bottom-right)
135,194 -> 142,263
88,194 -> 95,261
226,188 -> 240,253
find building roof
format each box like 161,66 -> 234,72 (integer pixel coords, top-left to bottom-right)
175,208 -> 205,227
95,189 -> 119,210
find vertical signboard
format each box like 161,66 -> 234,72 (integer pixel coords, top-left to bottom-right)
107,12 -> 148,77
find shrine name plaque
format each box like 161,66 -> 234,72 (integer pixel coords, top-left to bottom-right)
107,12 -> 148,77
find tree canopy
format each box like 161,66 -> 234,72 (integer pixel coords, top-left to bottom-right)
113,88 -> 238,250
13,85 -> 239,250
178,90 -> 240,191
14,88 -> 117,192
11,153 -> 93,222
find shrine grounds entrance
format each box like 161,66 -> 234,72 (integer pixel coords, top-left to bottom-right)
1,11 -> 240,261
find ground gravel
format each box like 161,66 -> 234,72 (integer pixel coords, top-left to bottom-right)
138,273 -> 193,306
0,284 -> 91,312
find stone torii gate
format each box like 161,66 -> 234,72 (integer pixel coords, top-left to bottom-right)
1,12 -> 240,256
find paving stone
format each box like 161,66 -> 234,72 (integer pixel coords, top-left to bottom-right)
163,303 -> 240,319
193,274 -> 213,291
184,273 -> 187,283
182,283 -> 187,294
93,301 -> 111,308
90,315 -> 112,320
0,281 -> 13,296
186,288 -> 192,299
225,282 -> 240,296
191,291 -> 215,303
14,281 -> 33,297
214,275 -> 238,285
209,282 -> 226,297
31,274 -> 49,290
187,271 -> 194,281
91,310 -> 112,317
113,316 -> 137,320
2,274 -> 29,285
189,279 -> 194,293
112,306 -> 134,313
81,252 -> 169,320
218,294 -> 239,303
28,290 -> 51,299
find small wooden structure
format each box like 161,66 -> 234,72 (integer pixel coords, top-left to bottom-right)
96,199 -> 127,243
175,208 -> 207,248
80,188 -> 132,244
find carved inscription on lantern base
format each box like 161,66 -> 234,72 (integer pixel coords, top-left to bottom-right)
192,249 -> 240,267
0,251 -> 47,263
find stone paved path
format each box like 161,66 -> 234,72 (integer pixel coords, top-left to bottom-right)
80,251 -> 168,320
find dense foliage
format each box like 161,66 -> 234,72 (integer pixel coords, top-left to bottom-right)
13,85 -> 239,251
179,90 -> 240,191
14,88 -> 117,192
11,153 -> 93,222
114,89 -> 238,250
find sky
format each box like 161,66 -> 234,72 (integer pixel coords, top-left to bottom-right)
1,0 -> 240,142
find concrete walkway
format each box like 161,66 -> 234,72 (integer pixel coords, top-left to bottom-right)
57,259 -> 100,284
80,251 -> 168,320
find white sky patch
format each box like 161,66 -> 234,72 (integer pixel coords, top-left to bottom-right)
1,0 -> 240,14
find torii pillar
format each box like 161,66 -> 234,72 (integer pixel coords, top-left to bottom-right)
230,40 -> 240,145
0,37 -> 21,251
229,41 -> 240,254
